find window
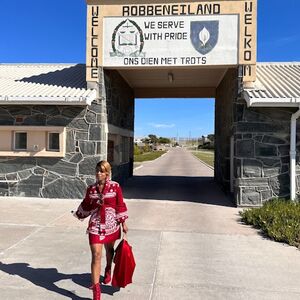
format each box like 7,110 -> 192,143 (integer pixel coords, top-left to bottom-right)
0,126 -> 65,157
48,132 -> 60,151
14,132 -> 27,150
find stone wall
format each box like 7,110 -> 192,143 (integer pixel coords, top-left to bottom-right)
104,70 -> 134,131
215,68 -> 296,206
233,99 -> 294,206
0,102 -> 105,198
0,69 -> 134,199
215,68 -> 238,193
103,69 -> 135,182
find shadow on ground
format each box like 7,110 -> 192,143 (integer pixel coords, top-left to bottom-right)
0,262 -> 120,299
123,175 -> 235,207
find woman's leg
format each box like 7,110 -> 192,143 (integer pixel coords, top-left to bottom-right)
103,241 -> 115,284
104,242 -> 115,269
90,243 -> 103,284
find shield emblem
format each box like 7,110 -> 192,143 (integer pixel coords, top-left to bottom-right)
190,21 -> 219,55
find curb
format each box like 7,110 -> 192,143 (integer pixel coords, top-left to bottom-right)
134,164 -> 143,171
191,152 -> 214,170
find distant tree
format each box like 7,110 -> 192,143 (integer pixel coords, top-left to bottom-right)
207,134 -> 215,142
148,134 -> 158,144
197,133 -> 215,150
142,137 -> 151,144
158,137 -> 171,144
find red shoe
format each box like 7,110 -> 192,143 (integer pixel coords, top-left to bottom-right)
92,283 -> 101,300
103,266 -> 112,284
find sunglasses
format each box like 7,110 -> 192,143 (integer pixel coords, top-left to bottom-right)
95,167 -> 106,173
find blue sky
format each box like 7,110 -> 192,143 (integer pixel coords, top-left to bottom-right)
1,0 -> 300,138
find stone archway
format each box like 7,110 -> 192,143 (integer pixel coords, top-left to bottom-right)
85,0 -> 257,205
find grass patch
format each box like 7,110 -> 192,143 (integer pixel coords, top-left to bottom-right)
240,199 -> 300,248
134,151 -> 166,162
192,150 -> 214,167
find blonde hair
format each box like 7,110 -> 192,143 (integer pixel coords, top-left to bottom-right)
96,160 -> 111,177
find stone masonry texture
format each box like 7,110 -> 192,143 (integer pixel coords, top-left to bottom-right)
0,104 -> 103,198
234,100 -> 296,206
215,68 -> 238,194
103,69 -> 135,183
214,67 -> 296,206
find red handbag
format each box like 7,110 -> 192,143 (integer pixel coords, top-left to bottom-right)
112,237 -> 136,288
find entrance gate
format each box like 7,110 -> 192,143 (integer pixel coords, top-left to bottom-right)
85,0 -> 260,205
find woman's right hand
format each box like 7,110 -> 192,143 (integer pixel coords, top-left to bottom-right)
122,222 -> 128,234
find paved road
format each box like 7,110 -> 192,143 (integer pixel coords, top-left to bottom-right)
125,147 -> 230,206
0,148 -> 300,299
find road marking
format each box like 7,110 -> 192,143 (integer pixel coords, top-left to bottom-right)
0,223 -> 41,227
149,231 -> 163,300
134,165 -> 143,171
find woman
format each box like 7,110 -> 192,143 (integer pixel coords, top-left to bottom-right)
74,160 -> 128,300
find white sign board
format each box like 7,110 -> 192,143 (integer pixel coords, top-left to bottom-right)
103,15 -> 238,67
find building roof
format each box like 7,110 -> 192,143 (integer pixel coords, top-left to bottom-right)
243,62 -> 300,107
0,64 -> 96,105
2,62 -> 299,107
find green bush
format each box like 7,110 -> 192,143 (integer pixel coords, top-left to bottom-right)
134,145 -> 142,155
143,144 -> 152,153
240,199 -> 300,248
134,144 -> 152,156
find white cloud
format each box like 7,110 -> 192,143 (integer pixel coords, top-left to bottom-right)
148,123 -> 176,128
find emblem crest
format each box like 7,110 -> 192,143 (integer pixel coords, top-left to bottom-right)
111,19 -> 144,57
190,21 -> 219,55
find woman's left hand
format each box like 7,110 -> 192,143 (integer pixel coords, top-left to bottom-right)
122,222 -> 128,234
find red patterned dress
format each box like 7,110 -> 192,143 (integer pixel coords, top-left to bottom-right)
75,179 -> 128,244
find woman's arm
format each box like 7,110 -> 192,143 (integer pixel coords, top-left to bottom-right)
121,221 -> 128,233
115,184 -> 128,225
74,186 -> 95,220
